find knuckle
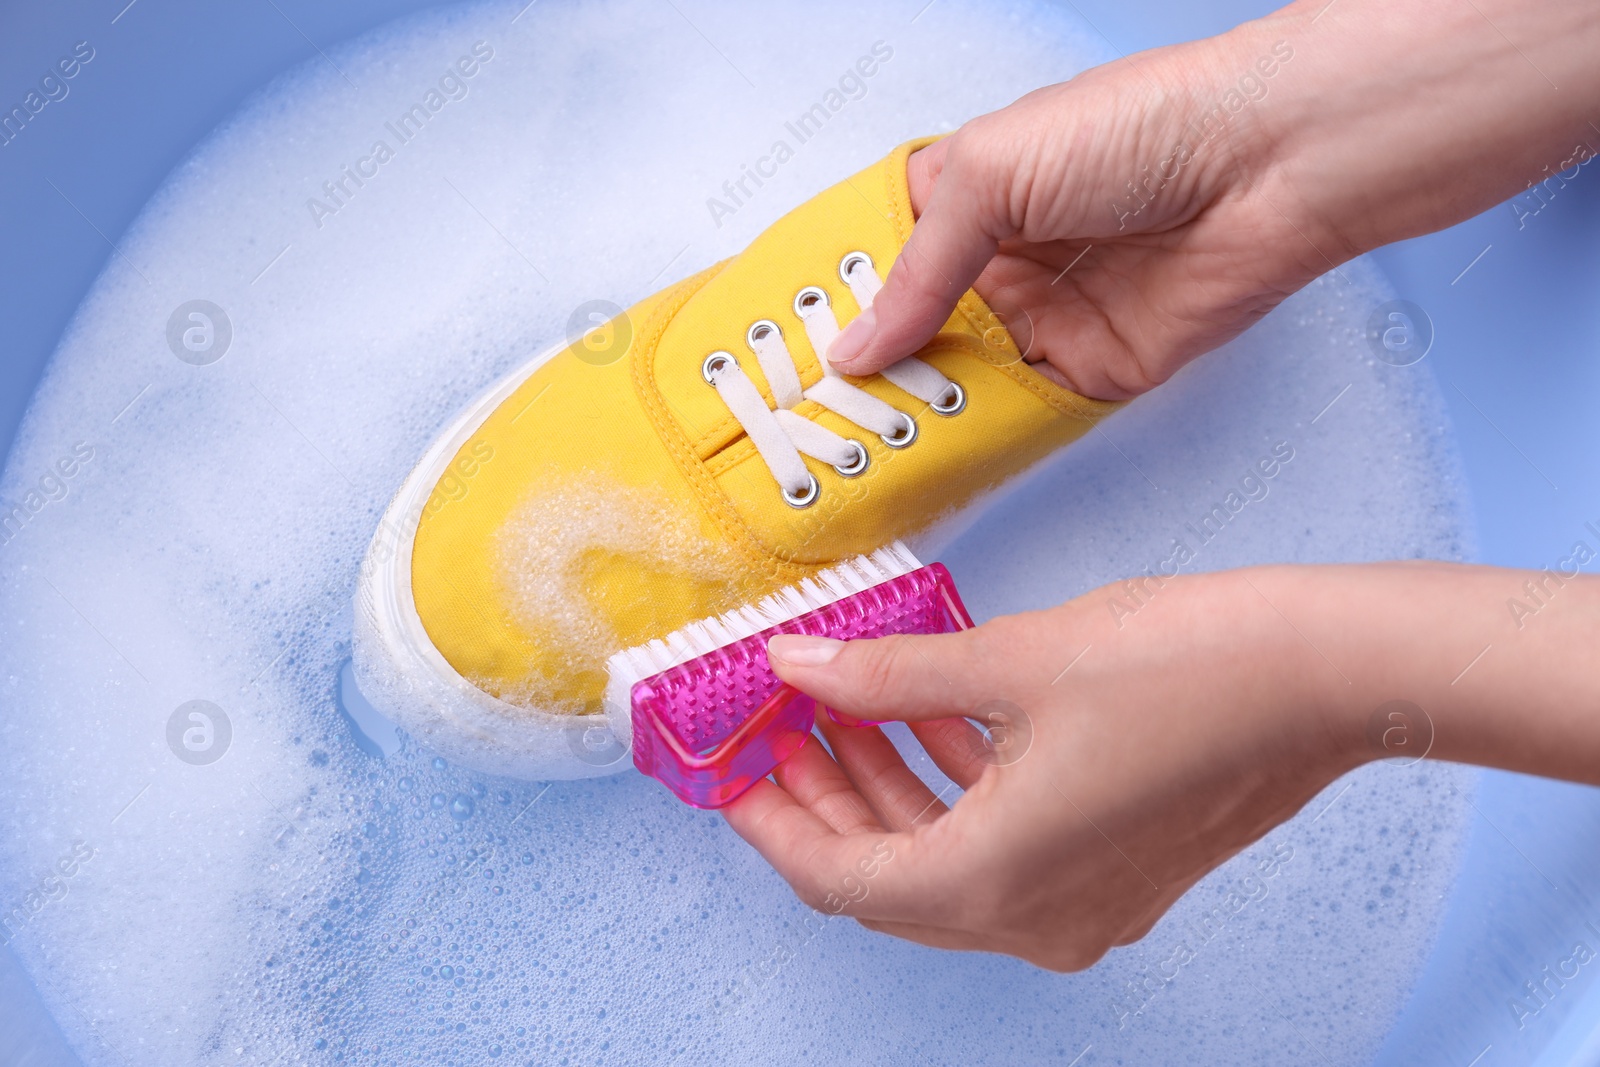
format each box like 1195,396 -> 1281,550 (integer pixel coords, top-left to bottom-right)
943,120 -> 991,174
848,638 -> 914,711
884,249 -> 944,310
788,868 -> 833,914
794,885 -> 829,914
948,628 -> 1005,706
1032,942 -> 1105,974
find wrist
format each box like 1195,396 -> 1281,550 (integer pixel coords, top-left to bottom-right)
1256,562 -> 1600,784
1128,569 -> 1379,777
1225,566 -> 1384,773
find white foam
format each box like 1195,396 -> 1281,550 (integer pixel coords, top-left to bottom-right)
491,480 -> 746,712
0,1 -> 1476,1064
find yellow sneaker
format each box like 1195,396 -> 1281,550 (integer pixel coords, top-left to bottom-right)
353,137 -> 1115,779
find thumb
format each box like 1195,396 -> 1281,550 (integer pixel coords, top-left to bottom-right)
766,630 -> 995,722
827,135 -> 1005,376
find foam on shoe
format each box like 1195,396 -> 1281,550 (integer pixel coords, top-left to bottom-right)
0,1 -> 1476,1064
489,482 -> 743,713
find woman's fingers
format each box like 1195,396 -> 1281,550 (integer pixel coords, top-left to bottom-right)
815,717 -> 950,831
827,136 -> 1004,375
770,732 -> 884,835
907,716 -> 992,791
724,779 -> 958,926
720,777 -> 861,895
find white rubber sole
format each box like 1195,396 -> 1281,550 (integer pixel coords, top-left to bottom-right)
352,339 -> 634,780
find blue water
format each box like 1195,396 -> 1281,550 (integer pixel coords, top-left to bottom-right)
1,1 -> 1597,1064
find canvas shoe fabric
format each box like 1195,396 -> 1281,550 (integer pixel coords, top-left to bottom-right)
352,136 -> 1117,780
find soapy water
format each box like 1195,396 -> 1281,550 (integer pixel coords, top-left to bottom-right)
0,0 -> 1478,1063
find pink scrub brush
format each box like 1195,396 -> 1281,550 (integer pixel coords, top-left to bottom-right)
604,543 -> 974,808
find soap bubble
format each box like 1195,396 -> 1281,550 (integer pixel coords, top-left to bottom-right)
563,721 -> 630,769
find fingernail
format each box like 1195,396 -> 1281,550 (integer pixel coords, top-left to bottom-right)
768,634 -> 845,667
826,305 -> 876,371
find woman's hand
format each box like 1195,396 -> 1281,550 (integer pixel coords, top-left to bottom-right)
722,563 -> 1600,970
727,0 -> 1600,970
722,568 -> 1366,971
830,0 -> 1600,401
838,39 -> 1313,402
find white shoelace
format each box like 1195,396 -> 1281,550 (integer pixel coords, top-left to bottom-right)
701,252 -> 965,507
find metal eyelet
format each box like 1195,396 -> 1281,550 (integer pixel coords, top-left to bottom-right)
793,286 -> 830,319
880,411 -> 917,449
930,381 -> 966,416
832,440 -> 869,477
701,351 -> 736,385
838,251 -> 874,284
746,320 -> 782,350
783,474 -> 820,509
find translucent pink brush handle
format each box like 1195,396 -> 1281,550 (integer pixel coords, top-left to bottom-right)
630,563 -> 974,809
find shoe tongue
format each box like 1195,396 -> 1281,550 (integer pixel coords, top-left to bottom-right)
642,142 -> 929,455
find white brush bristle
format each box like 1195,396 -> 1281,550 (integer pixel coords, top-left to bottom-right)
601,541 -> 922,723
